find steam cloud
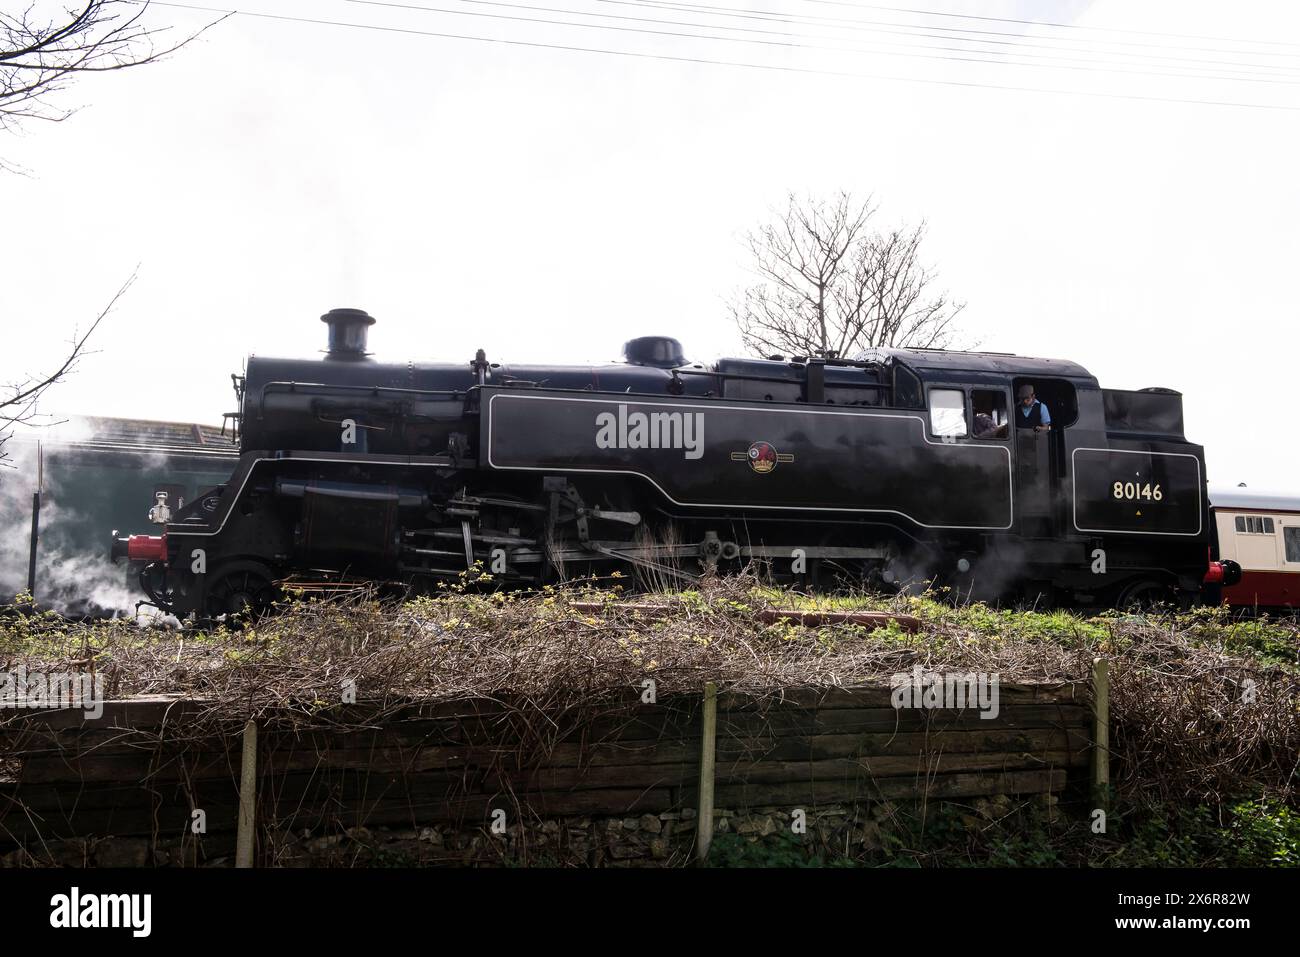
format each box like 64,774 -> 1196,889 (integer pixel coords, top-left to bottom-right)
0,420 -> 161,617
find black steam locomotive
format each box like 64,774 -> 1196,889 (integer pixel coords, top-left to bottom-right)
112,308 -> 1228,619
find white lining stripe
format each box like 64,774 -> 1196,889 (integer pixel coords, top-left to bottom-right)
486,392 -> 1015,531
1070,446 -> 1204,537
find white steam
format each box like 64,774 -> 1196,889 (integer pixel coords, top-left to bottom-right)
0,423 -> 151,616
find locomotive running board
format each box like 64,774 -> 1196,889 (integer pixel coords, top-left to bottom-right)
740,545 -> 889,560
472,541 -> 891,565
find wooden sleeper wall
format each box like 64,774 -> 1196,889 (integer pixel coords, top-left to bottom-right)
0,683 -> 1090,849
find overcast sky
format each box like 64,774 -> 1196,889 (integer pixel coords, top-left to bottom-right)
2,0 -> 1296,488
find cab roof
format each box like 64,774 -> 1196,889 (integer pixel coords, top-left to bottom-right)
879,348 -> 1094,381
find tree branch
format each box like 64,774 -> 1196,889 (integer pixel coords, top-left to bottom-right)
729,193 -> 965,360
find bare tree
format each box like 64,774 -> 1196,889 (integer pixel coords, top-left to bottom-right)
1,4 -> 218,452
730,192 -> 966,359
0,271 -> 136,464
1,1 -> 224,136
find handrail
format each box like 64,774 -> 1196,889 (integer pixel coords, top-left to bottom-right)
257,380 -> 468,419
670,366 -> 892,390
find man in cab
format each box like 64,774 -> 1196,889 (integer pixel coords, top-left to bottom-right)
1015,384 -> 1051,432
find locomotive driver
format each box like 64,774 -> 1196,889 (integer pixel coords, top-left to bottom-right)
1015,384 -> 1051,432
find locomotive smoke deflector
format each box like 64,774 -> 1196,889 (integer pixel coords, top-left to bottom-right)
322,307 -> 375,358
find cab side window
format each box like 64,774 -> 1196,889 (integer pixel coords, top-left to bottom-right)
972,389 -> 1008,439
928,388 -> 967,438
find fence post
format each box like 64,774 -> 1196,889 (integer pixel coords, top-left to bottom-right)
236,719 -> 258,868
696,682 -> 717,862
1091,658 -> 1109,809
26,491 -> 40,598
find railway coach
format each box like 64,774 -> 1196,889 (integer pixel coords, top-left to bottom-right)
1207,487 -> 1299,611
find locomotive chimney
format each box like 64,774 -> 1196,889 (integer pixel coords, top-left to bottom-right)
321,308 -> 375,359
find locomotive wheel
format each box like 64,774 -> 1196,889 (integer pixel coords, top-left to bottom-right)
1115,577 -> 1176,612
202,561 -> 281,625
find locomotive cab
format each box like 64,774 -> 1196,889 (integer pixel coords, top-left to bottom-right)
1010,377 -> 1077,537
906,351 -> 1208,605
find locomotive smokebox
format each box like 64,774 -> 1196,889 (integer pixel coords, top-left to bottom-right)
321,308 -> 376,359
623,336 -> 685,368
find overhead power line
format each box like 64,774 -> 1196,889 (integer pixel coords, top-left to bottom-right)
349,0 -> 1300,84
608,0 -> 1300,63
801,0 -> 1300,51
142,1 -> 1300,111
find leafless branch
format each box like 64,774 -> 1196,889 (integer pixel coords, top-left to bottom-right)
0,1 -> 229,132
0,268 -> 137,463
731,192 -> 967,359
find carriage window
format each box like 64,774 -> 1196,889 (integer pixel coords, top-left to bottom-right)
928,389 -> 967,437
1235,515 -> 1275,534
971,389 -> 1008,439
1285,528 -> 1300,563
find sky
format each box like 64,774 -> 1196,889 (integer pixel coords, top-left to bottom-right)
2,0 -> 1297,489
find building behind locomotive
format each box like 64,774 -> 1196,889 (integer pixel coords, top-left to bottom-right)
3,417 -> 236,615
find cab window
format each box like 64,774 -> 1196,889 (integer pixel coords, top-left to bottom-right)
928,388 -> 967,438
972,389 -> 1008,439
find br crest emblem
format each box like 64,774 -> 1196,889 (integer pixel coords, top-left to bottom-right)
731,441 -> 794,474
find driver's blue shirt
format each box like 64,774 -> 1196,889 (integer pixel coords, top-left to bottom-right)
1019,400 -> 1051,426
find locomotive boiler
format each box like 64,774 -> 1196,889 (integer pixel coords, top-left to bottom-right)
112,308 -> 1229,620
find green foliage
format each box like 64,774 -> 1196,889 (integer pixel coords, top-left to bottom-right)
7,579 -> 1292,671
1101,803 -> 1230,867
705,831 -> 838,868
1226,627 -> 1295,668
905,597 -> 1114,649
1226,796 -> 1300,866
701,794 -> 1300,868
1094,795 -> 1297,867
368,844 -> 420,868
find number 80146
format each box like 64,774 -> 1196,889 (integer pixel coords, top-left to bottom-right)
1113,481 -> 1162,501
